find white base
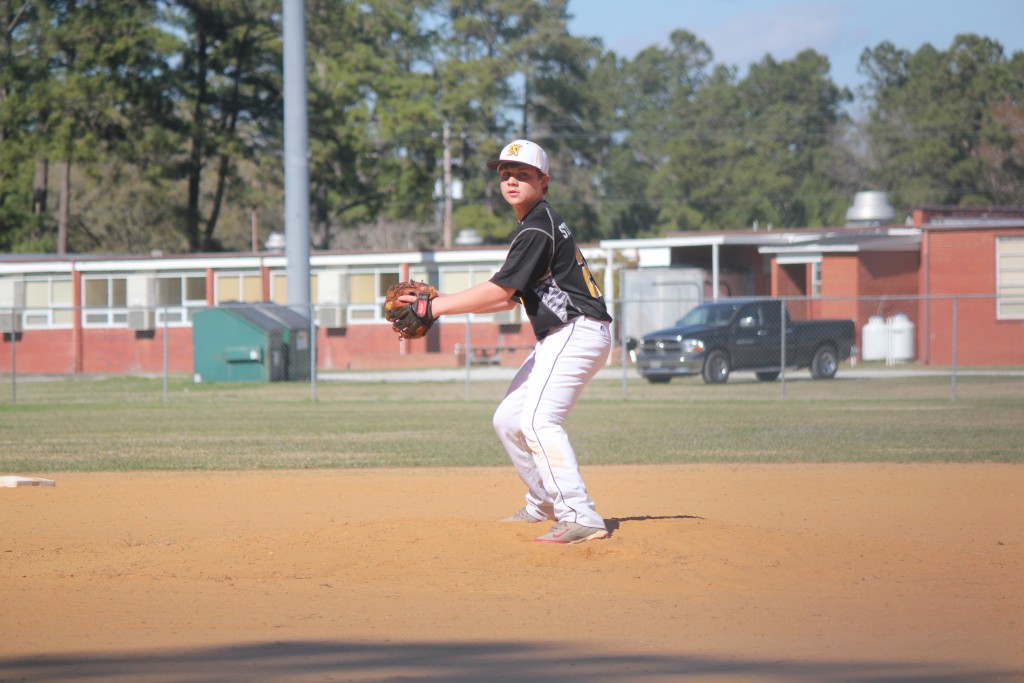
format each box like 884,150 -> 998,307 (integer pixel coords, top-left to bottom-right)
1,476 -> 56,488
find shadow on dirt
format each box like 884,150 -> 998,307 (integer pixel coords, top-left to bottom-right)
605,514 -> 703,533
1,640 -> 1015,683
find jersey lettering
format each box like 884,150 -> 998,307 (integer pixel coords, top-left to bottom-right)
576,248 -> 602,298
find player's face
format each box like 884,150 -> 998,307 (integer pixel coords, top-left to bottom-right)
498,163 -> 548,219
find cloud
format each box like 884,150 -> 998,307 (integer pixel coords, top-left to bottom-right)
700,0 -> 861,69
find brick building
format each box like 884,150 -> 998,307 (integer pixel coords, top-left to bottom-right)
2,205 -> 1023,375
599,205 -> 1024,366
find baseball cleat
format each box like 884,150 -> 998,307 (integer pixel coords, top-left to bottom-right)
535,521 -> 609,544
502,507 -> 546,523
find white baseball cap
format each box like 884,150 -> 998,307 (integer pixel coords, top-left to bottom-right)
487,139 -> 549,176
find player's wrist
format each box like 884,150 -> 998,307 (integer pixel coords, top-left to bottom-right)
428,296 -> 443,317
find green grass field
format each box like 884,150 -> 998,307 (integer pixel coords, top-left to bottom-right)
1,372 -> 1022,471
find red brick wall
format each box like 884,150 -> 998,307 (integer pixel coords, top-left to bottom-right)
925,231 -> 994,295
773,263 -> 806,299
80,328 -> 195,374
819,255 -> 859,324
859,252 -> 920,296
920,229 -> 1024,365
1,330 -> 77,374
0,328 -> 195,375
2,323 -> 538,375
316,322 -> 536,370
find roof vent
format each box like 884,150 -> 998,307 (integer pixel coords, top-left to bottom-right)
264,232 -> 286,251
845,191 -> 896,226
454,229 -> 483,246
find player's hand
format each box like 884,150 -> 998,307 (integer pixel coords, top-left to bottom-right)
389,291 -> 436,340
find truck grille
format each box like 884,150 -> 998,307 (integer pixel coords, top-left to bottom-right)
641,339 -> 680,356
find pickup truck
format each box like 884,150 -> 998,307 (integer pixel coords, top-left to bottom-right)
633,299 -> 856,384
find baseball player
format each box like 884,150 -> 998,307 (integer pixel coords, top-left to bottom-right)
392,139 -> 613,544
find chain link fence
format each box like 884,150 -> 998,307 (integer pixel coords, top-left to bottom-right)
2,294 -> 1023,404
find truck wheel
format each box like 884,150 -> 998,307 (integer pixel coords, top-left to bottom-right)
702,350 -> 731,384
810,345 -> 838,379
645,376 -> 671,384
755,371 -> 780,382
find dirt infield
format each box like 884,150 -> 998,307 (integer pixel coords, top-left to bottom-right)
2,464 -> 1022,682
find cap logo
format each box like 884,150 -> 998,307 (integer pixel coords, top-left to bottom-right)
487,139 -> 548,175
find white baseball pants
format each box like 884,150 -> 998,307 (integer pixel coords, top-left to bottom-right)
492,316 -> 611,529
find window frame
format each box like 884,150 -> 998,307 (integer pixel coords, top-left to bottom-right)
154,273 -> 209,326
996,236 -> 1024,320
347,269 -> 400,324
214,271 -> 264,305
16,276 -> 74,329
81,275 -> 129,328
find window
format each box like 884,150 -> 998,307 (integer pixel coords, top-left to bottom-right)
272,273 -> 287,305
10,277 -> 73,328
322,266 -> 501,326
82,276 -> 128,326
997,236 -> 1024,319
348,270 -> 399,322
810,262 -> 822,297
270,272 -> 318,308
215,272 -> 262,304
414,267 -> 496,321
156,274 -> 208,324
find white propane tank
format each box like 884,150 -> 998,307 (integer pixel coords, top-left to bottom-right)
861,315 -> 887,361
887,314 -> 915,363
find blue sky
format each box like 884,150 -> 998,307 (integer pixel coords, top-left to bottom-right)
566,0 -> 1024,95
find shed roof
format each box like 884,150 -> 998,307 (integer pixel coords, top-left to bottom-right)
218,302 -> 310,332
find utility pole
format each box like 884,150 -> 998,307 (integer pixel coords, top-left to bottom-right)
442,121 -> 453,248
250,178 -> 260,253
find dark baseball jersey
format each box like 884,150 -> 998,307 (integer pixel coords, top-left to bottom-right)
490,199 -> 612,340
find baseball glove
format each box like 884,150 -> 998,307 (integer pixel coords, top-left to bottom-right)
383,281 -> 439,340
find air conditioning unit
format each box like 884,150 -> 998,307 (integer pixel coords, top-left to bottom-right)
0,311 -> 22,333
317,305 -> 345,329
0,280 -> 25,308
127,308 -> 156,331
126,275 -> 156,308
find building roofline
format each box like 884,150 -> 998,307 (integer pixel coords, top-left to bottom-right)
599,231 -> 822,250
759,235 -> 921,254
599,226 -> 922,251
919,219 -> 1024,230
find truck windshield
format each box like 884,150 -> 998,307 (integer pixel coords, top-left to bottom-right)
677,303 -> 742,327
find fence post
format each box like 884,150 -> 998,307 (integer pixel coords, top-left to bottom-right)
8,308 -> 16,405
779,299 -> 787,401
162,306 -> 169,403
619,311 -> 630,401
463,317 -> 472,402
618,270 -> 630,401
310,304 -> 318,402
950,296 -> 958,402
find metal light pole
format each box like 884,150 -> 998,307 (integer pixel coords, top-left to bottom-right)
283,0 -> 310,311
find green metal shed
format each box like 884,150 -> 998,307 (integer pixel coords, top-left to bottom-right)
192,303 -> 313,383
248,303 -> 313,381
